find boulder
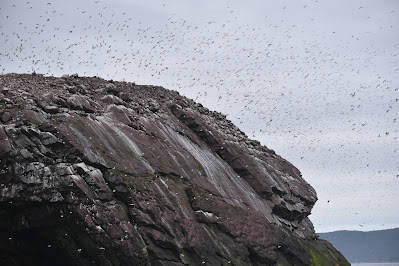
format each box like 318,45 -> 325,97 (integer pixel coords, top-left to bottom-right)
0,73 -> 349,265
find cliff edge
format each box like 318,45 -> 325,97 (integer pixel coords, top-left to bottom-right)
0,73 -> 349,265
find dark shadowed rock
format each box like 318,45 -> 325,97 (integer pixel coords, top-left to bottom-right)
0,73 -> 349,265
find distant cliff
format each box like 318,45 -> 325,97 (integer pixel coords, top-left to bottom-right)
0,73 -> 349,265
320,228 -> 399,263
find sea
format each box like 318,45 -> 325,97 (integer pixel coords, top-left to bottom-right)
352,263 -> 399,266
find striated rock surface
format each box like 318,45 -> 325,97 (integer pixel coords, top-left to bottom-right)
0,73 -> 349,265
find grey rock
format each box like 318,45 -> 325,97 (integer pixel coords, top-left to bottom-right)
39,132 -> 59,145
100,95 -> 124,105
19,148 -> 33,159
43,105 -> 59,114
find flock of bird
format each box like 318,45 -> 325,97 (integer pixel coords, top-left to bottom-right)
1,0 -> 398,232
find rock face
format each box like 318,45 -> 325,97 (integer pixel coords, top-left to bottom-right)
0,73 -> 349,265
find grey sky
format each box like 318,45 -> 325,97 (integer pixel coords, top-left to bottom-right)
1,0 -> 398,232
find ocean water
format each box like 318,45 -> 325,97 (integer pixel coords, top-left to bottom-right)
352,263 -> 399,266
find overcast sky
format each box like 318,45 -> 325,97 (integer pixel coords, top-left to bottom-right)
1,0 -> 398,233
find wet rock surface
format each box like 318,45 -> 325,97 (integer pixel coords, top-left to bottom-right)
0,73 -> 349,265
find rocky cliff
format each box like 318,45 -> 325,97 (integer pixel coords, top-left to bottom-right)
0,73 -> 349,265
